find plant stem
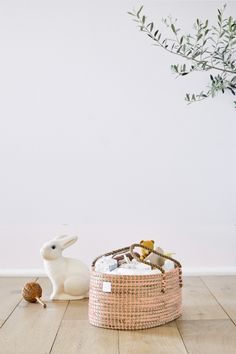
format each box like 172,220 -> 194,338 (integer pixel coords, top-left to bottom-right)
141,25 -> 236,75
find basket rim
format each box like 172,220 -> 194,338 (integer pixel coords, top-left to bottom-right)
90,266 -> 180,279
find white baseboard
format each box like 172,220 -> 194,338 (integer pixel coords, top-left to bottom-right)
0,267 -> 236,277
183,267 -> 236,276
0,269 -> 46,277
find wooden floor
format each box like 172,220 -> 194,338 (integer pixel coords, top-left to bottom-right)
0,277 -> 236,354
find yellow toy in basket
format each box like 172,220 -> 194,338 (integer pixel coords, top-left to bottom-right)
139,240 -> 155,260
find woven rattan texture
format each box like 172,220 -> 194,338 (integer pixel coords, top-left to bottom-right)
89,267 -> 182,330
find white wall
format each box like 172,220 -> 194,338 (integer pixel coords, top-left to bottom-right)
0,0 -> 236,275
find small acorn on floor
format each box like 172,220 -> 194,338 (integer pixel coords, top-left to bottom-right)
22,282 -> 47,308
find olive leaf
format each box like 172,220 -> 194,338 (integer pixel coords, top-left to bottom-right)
128,4 -> 236,108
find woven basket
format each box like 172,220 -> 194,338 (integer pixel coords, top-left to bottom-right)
89,244 -> 183,330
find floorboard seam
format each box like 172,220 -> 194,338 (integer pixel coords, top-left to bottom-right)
48,300 -> 70,354
0,277 -> 37,329
200,277 -> 236,327
175,320 -> 190,354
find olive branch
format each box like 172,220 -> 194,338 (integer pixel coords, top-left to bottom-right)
128,4 -> 236,108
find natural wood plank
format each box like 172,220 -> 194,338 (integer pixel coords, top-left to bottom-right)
1,276 -> 236,354
178,319 -> 236,354
0,277 -> 68,354
178,277 -> 228,320
0,277 -> 35,327
119,321 -> 187,354
51,320 -> 119,354
202,276 -> 236,323
63,298 -> 88,320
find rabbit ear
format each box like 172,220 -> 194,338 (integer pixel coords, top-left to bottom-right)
55,235 -> 78,250
54,235 -> 68,240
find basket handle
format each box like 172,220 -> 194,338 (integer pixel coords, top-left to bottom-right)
130,243 -> 183,291
91,244 -> 183,293
91,246 -> 131,268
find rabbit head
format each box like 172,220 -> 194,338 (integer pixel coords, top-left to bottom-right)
40,235 -> 78,261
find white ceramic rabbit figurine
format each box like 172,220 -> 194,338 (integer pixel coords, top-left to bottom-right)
40,235 -> 90,300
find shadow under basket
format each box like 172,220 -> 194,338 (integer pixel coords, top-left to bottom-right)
89,244 -> 183,330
